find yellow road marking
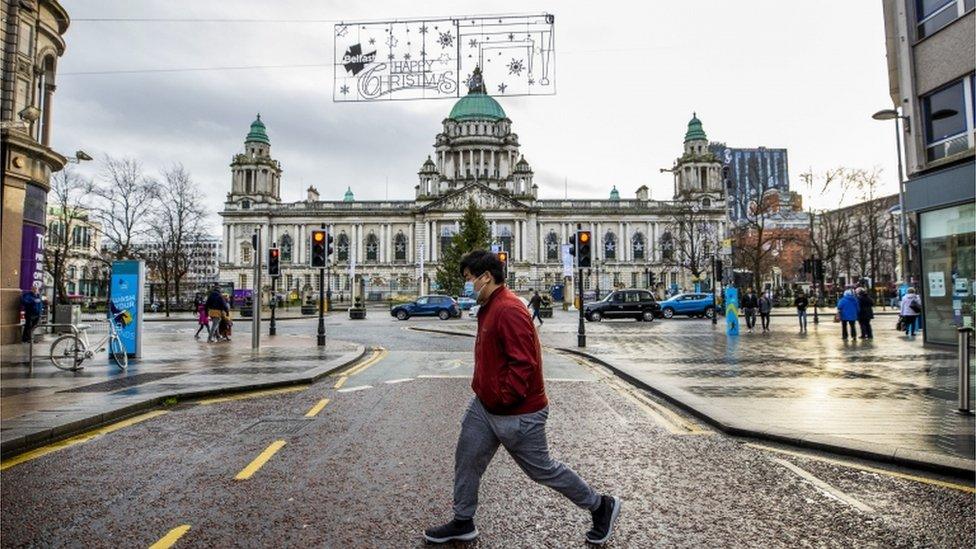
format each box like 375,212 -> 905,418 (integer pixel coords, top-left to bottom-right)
1,410 -> 169,471
746,443 -> 976,494
305,398 -> 331,417
772,457 -> 875,513
610,382 -> 712,435
198,385 -> 307,405
235,440 -> 286,480
346,348 -> 388,377
333,376 -> 348,389
149,524 -> 191,549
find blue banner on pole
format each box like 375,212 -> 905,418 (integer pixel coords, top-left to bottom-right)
724,287 -> 740,336
110,261 -> 145,357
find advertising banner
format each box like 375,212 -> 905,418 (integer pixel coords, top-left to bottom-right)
334,13 -> 555,102
110,260 -> 145,357
19,225 -> 45,291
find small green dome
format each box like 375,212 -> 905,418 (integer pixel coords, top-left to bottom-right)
343,186 -> 354,202
246,113 -> 270,145
609,186 -> 620,201
684,112 -> 707,143
449,93 -> 506,121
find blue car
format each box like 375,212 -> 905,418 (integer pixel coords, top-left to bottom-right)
658,293 -> 716,319
391,295 -> 461,321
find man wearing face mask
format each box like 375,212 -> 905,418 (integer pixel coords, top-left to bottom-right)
424,250 -> 621,546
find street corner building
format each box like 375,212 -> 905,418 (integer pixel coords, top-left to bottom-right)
218,79 -> 729,301
0,0 -> 70,344
883,0 -> 975,344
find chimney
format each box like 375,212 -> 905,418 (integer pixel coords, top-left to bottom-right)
306,186 -> 319,201
635,185 -> 649,201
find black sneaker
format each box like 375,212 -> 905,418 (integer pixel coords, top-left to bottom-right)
424,518 -> 478,544
586,495 -> 621,545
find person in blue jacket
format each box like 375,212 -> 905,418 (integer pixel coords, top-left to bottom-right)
836,289 -> 860,340
20,282 -> 45,342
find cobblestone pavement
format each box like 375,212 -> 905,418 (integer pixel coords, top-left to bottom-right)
1,322 -> 973,547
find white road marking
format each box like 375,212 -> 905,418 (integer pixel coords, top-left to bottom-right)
384,378 -> 414,384
337,385 -> 373,393
417,374 -> 469,379
771,457 -> 875,513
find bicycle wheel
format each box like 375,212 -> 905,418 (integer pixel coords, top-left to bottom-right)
109,333 -> 128,371
50,335 -> 87,371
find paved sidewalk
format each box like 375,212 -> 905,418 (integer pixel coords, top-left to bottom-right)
416,310 -> 975,477
0,331 -> 365,459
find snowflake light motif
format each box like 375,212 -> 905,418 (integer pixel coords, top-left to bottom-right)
368,37 -> 375,45
386,35 -> 398,49
419,25 -> 428,34
468,39 -> 478,48
335,25 -> 348,37
507,58 -> 525,76
437,31 -> 454,48
404,52 -> 411,60
339,84 -> 350,95
497,83 -> 507,93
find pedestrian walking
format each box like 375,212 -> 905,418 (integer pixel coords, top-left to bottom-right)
836,289 -> 860,340
425,250 -> 620,546
528,289 -> 544,326
204,285 -> 229,343
20,282 -> 44,343
794,289 -> 809,332
856,288 -> 874,339
194,299 -> 209,340
758,291 -> 773,333
741,288 -> 758,333
899,287 -> 923,337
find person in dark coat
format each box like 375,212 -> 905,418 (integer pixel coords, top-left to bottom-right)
204,285 -> 229,342
794,289 -> 809,333
836,289 -> 860,340
528,289 -> 544,326
856,288 -> 874,339
758,290 -> 773,333
20,282 -> 44,343
741,289 -> 759,333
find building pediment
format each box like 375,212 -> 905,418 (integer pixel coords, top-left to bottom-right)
419,183 -> 531,213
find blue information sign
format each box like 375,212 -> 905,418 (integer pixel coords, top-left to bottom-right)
724,287 -> 740,336
110,260 -> 145,357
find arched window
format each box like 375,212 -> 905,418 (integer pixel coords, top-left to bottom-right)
497,224 -> 513,255
545,231 -> 560,262
394,232 -> 407,262
660,231 -> 674,262
280,233 -> 293,263
603,231 -> 617,260
366,233 -> 379,262
441,225 -> 458,255
241,243 -> 252,264
632,232 -> 645,260
68,266 -> 77,279
337,233 -> 350,262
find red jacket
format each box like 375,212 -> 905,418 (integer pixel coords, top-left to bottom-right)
472,286 -> 548,415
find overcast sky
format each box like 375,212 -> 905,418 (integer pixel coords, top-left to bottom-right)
55,1 -> 899,234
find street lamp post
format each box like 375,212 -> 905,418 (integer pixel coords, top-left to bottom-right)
872,109 -> 910,282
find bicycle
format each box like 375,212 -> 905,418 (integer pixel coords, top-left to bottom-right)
48,312 -> 128,371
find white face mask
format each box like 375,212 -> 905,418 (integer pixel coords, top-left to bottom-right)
472,273 -> 491,303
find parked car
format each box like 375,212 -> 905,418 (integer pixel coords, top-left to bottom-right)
583,289 -> 660,322
456,296 -> 477,311
468,296 -> 531,318
390,295 -> 461,320
657,293 -> 715,319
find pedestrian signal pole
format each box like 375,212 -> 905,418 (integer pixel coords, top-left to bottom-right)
251,228 -> 261,351
311,226 -> 327,347
268,245 -> 280,336
573,224 -> 592,347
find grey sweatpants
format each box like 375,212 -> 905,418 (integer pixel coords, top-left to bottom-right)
453,397 -> 600,520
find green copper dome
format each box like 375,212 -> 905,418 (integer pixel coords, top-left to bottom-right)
609,186 -> 620,201
246,113 -> 270,145
684,112 -> 707,143
448,92 -> 506,121
343,186 -> 354,202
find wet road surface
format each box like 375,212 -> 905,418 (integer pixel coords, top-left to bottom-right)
2,320 -> 974,548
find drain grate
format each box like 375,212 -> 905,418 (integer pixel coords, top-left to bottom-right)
240,418 -> 313,435
58,372 -> 183,393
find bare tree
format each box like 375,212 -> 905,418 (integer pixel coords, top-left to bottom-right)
147,164 -> 208,316
665,204 -> 716,285
92,156 -> 156,261
800,168 -> 855,286
44,166 -> 95,304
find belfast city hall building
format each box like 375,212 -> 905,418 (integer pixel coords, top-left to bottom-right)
219,84 -> 728,300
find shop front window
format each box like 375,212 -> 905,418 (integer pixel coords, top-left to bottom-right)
919,202 -> 976,344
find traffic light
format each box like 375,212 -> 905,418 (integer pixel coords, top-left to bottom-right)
496,250 -> 509,281
813,258 -> 824,282
713,259 -> 723,280
326,232 -> 335,258
568,233 -> 577,258
311,230 -> 327,267
577,230 -> 592,268
268,247 -> 280,277
649,272 -> 657,286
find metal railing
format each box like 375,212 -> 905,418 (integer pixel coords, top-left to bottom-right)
24,322 -> 87,372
